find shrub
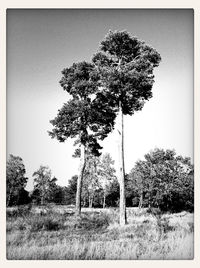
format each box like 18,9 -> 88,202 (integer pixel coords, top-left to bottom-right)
6,205 -> 31,219
27,215 -> 61,232
72,212 -> 110,231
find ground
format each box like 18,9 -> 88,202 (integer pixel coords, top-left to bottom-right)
6,205 -> 194,260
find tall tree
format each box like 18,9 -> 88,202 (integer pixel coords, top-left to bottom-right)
92,30 -> 161,225
32,165 -> 57,205
49,61 -> 115,215
6,154 -> 28,207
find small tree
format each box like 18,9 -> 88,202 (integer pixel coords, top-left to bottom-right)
32,165 -> 57,205
6,154 -> 28,207
49,61 -> 115,215
92,30 -> 161,225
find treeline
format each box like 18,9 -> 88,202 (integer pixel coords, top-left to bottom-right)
6,148 -> 194,213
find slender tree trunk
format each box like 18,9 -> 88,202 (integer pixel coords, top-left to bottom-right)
41,194 -> 44,206
7,186 -> 13,207
75,144 -> 86,215
103,193 -> 106,209
41,176 -> 45,206
89,195 -> 93,208
117,101 -> 127,225
83,196 -> 86,207
139,193 -> 143,209
148,196 -> 151,209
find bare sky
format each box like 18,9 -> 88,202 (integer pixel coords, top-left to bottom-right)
7,9 -> 194,190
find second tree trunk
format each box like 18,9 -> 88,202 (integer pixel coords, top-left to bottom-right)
118,101 -> 127,225
75,144 -> 86,215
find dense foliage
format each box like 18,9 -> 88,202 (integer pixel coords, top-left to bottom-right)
127,148 -> 194,212
6,154 -> 29,206
49,61 -> 115,156
92,30 -> 161,115
31,165 -> 58,205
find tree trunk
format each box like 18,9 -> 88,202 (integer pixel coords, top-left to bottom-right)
117,101 -> 127,225
41,194 -> 44,206
41,176 -> 45,206
7,187 -> 13,207
103,193 -> 106,209
83,196 -> 86,207
89,195 -> 93,208
75,144 -> 86,215
139,193 -> 143,209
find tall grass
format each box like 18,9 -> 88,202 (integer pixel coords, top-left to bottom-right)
6,205 -> 194,260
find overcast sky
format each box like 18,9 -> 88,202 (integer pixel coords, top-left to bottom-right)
7,9 -> 194,190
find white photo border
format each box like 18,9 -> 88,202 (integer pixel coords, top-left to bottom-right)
0,0 -> 199,267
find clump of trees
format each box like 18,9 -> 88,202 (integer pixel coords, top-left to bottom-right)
82,153 -> 117,208
126,148 -> 194,212
62,148 -> 194,213
6,148 -> 194,214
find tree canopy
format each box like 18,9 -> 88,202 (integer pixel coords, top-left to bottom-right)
92,30 -> 161,114
49,61 -> 116,156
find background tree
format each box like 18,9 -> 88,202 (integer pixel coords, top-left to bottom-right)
81,153 -> 117,208
53,185 -> 70,205
92,30 -> 161,225
125,173 -> 139,207
32,165 -> 57,205
67,153 -> 118,208
6,154 -> 28,207
66,175 -> 78,205
17,188 -> 31,205
105,178 -> 120,207
128,148 -> 194,212
49,61 -> 115,215
98,153 -> 117,208
82,154 -> 101,208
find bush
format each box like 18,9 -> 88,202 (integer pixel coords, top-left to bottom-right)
69,212 -> 110,231
27,215 -> 61,232
6,205 -> 32,218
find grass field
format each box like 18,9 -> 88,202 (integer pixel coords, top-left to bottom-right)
6,205 -> 194,260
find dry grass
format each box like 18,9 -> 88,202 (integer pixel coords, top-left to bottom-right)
6,205 -> 194,260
